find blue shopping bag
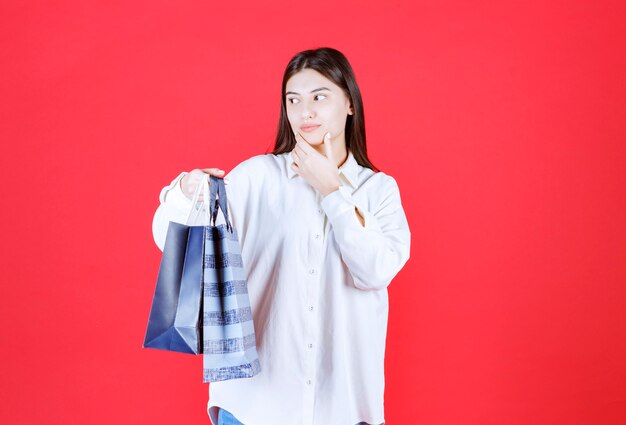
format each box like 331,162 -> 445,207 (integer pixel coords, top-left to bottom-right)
143,173 -> 207,354
142,215 -> 205,354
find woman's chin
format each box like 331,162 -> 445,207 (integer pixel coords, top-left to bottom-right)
301,136 -> 324,145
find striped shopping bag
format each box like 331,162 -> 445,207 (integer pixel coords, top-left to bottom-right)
199,174 -> 261,382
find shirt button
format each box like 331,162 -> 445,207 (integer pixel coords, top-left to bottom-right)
307,379 -> 312,385
314,234 -> 320,239
308,343 -> 313,348
309,268 -> 315,274
318,209 -> 323,214
308,305 -> 314,311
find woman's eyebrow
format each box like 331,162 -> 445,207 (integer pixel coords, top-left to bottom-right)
285,87 -> 331,96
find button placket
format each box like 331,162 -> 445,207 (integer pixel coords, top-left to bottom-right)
303,195 -> 325,425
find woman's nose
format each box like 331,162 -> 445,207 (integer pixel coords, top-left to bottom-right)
301,102 -> 316,119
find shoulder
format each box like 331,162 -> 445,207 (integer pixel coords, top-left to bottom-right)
359,170 -> 401,194
354,171 -> 405,213
365,178 -> 407,231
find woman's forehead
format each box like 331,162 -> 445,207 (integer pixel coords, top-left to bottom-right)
286,69 -> 339,93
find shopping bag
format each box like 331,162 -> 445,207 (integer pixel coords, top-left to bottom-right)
142,174 -> 210,354
200,174 -> 261,382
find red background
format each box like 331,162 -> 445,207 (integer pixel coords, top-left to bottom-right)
1,1 -> 625,424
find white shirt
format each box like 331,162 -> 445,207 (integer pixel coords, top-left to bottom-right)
151,149 -> 411,425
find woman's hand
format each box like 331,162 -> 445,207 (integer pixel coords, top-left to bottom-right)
291,129 -> 342,197
180,168 -> 227,201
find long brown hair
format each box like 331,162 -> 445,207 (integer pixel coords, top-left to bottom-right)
269,47 -> 379,172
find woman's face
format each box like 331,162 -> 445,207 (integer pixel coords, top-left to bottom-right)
285,68 -> 353,147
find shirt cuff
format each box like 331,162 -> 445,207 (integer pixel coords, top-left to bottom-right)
161,171 -> 193,210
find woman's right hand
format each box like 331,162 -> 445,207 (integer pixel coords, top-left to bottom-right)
180,168 -> 226,201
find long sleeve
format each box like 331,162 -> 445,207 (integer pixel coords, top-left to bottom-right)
151,171 -> 195,252
320,175 -> 411,291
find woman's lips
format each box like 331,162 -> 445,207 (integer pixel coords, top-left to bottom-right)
300,125 -> 321,133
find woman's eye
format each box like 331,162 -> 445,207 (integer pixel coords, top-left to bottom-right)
287,95 -> 325,104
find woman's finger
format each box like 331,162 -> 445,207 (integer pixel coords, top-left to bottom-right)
294,143 -> 307,158
201,167 -> 225,175
294,132 -> 309,151
295,131 -> 318,154
199,168 -> 229,184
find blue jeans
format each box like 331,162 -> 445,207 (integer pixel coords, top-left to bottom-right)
217,407 -> 371,425
217,407 -> 244,425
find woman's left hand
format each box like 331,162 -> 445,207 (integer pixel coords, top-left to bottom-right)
291,129 -> 342,197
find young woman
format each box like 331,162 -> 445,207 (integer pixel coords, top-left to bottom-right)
152,47 -> 411,425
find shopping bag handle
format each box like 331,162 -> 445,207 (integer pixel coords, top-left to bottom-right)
206,174 -> 233,233
185,173 -> 233,232
185,173 -> 206,225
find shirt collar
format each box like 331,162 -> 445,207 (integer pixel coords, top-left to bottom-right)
286,148 -> 359,188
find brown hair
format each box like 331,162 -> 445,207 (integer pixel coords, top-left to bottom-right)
269,47 -> 379,172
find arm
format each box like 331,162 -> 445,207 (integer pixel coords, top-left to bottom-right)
320,175 -> 411,291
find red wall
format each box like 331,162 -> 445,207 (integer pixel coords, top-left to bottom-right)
1,1 -> 625,424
